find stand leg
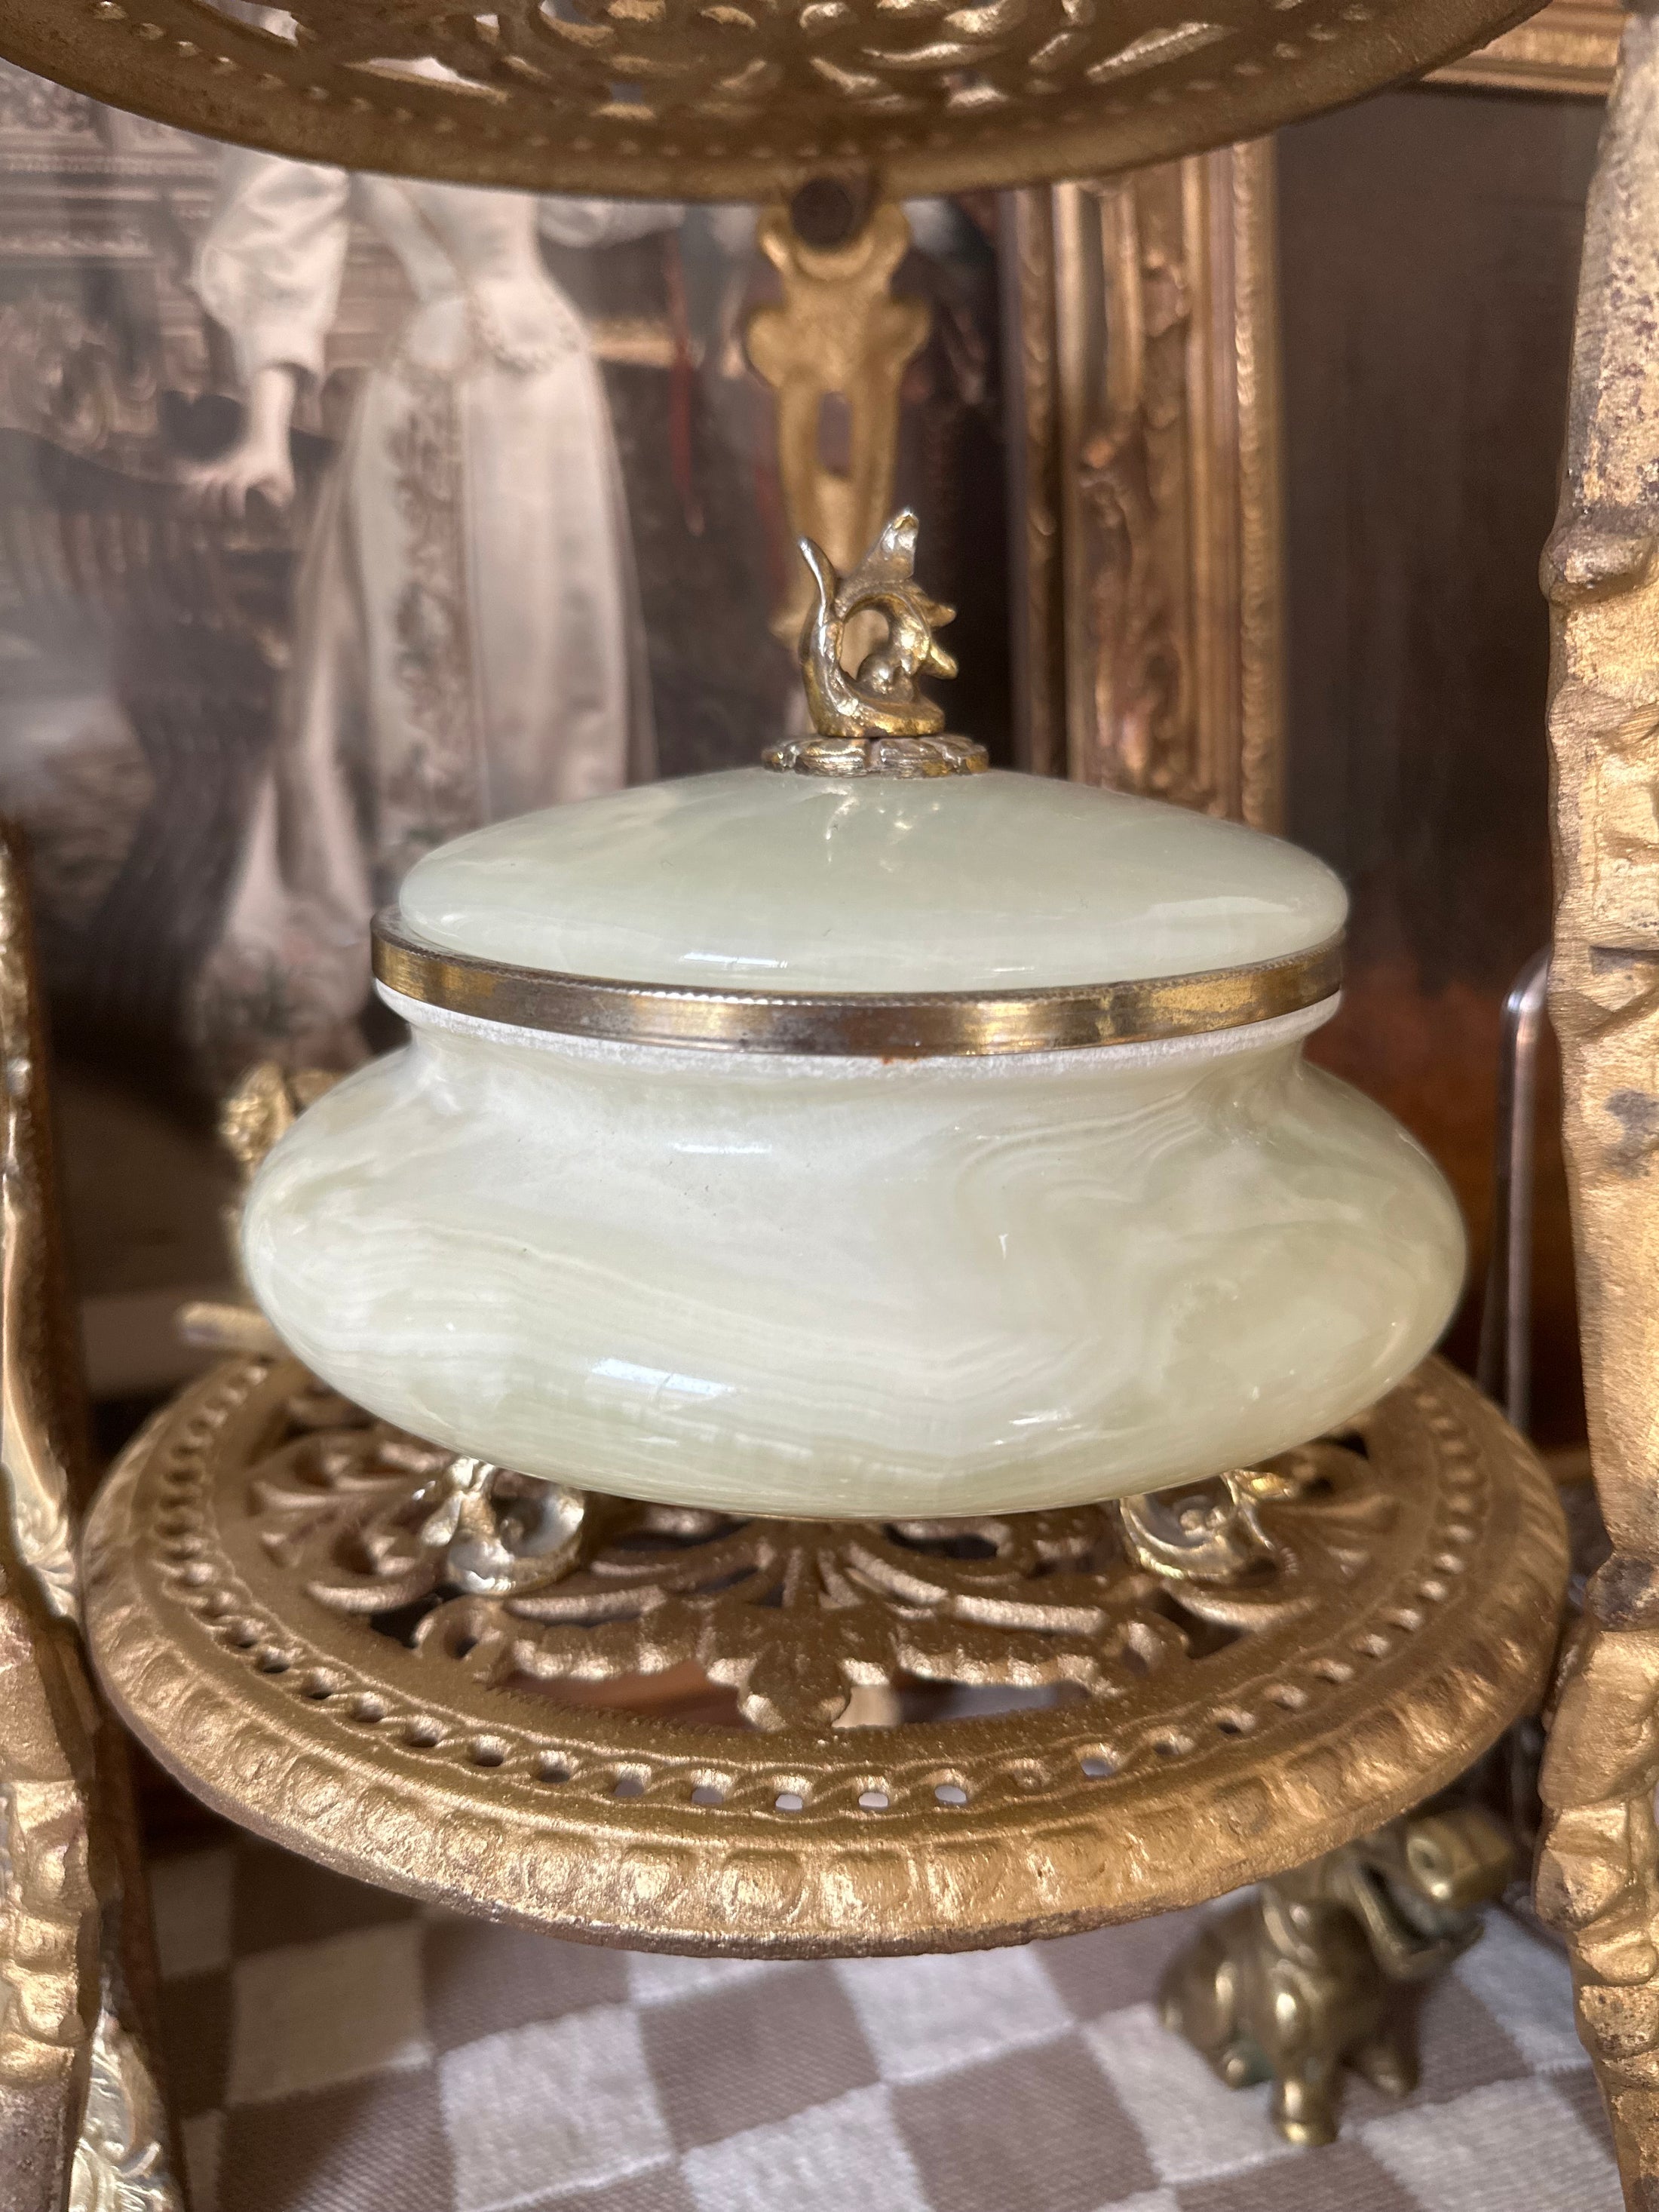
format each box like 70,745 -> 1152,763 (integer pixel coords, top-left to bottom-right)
1534,14 -> 1659,2202
745,193 -> 929,652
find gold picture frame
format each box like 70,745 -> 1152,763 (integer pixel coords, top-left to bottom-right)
1006,141 -> 1284,832
1433,0 -> 1621,97
1004,0 -> 1614,827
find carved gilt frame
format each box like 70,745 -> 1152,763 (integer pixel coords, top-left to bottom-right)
1004,141 -> 1285,832
1002,4 -> 1615,824
1433,0 -> 1621,97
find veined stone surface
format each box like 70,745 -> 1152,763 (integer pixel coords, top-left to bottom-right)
397,769 -> 1348,992
243,1002 -> 1464,1517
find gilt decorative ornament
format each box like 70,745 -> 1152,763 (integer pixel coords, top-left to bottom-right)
765,511 -> 988,778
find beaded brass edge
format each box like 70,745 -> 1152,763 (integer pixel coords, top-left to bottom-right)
372,913 -> 1344,1058
79,1355 -> 1565,1956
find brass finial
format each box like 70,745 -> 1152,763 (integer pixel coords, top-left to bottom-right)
764,511 -> 989,777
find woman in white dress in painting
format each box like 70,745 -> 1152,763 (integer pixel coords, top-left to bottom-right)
189,148 -> 669,1075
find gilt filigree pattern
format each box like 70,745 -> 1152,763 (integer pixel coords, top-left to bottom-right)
244,1387 -> 1381,1730
0,0 -> 1541,201
82,1352 -> 1564,1956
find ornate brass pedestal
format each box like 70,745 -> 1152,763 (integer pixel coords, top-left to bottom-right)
82,1352 -> 1563,1964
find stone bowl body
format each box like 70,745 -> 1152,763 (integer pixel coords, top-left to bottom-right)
242,992 -> 1465,1519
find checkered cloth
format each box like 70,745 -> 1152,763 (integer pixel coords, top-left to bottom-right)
149,1838 -> 1620,2212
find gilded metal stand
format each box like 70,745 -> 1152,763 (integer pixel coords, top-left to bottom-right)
747,202 -> 930,655
0,830 -> 182,2211
81,1352 -> 1563,1959
1535,12 -> 1659,2204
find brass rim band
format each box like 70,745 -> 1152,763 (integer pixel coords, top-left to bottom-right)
373,915 -> 1343,1059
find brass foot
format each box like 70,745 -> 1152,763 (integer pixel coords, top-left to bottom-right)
1159,1805 -> 1512,2144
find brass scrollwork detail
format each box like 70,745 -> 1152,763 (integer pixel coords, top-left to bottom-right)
69,2007 -> 181,2212
81,1354 -> 1565,1956
0,0 -> 1547,208
412,1457 -> 589,1600
242,1392 -> 1454,1736
1114,1467 -> 1290,1586
81,1345 -> 1575,1955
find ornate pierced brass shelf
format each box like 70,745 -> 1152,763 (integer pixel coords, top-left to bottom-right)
0,0 -> 1542,201
82,1352 -> 1565,1959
